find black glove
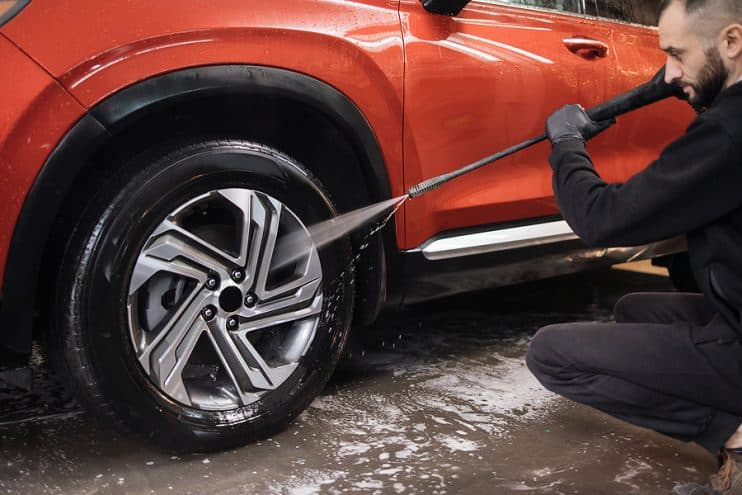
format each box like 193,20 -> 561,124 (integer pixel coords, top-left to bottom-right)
545,104 -> 616,145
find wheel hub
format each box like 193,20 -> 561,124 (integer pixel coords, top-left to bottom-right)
126,188 -> 323,411
219,286 -> 243,313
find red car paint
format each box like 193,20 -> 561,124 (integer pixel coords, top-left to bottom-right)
0,0 -> 694,289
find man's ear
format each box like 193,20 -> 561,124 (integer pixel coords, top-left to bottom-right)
721,24 -> 742,59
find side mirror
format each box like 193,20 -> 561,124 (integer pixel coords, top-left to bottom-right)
421,0 -> 471,16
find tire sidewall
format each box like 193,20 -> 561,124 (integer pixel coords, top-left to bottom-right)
61,142 -> 352,449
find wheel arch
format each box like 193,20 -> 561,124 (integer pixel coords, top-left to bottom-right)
1,65 -> 397,355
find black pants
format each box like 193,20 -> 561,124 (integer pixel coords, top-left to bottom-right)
526,292 -> 742,453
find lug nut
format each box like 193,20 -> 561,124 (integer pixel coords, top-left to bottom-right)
201,305 -> 216,321
205,275 -> 219,290
244,294 -> 257,308
231,269 -> 245,283
226,316 -> 239,330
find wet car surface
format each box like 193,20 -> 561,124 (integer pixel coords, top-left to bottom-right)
0,268 -> 717,494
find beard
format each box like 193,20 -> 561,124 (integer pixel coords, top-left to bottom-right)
689,48 -> 729,108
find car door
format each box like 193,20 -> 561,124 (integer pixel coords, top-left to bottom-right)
584,0 -> 696,184
400,0 -> 616,249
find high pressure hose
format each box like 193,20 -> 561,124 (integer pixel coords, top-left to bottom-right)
406,67 -> 686,198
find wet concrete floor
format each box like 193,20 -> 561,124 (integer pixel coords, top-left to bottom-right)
0,268 -> 718,494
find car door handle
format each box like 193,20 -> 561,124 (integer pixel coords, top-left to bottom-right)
563,37 -> 609,59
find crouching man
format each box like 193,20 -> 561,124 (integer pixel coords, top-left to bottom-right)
526,0 -> 742,493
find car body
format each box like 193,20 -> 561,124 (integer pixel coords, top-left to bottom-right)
0,0 -> 694,449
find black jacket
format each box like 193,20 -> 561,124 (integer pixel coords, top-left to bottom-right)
550,81 -> 742,333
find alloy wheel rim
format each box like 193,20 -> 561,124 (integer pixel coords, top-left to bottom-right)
126,188 -> 323,411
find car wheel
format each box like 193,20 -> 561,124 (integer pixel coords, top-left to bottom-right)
54,140 -> 353,451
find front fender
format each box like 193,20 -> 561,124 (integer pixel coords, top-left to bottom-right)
0,64 -> 397,355
3,0 -> 406,203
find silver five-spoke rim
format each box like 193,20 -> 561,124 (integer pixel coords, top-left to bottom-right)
127,188 -> 323,411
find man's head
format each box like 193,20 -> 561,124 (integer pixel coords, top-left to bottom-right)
659,0 -> 742,107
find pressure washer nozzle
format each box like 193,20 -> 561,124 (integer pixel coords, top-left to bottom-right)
407,179 -> 439,198
407,172 -> 456,198
407,181 -> 435,198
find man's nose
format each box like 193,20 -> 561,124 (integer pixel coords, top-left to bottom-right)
665,57 -> 683,83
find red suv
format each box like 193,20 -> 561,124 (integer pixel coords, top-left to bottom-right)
0,0 -> 694,450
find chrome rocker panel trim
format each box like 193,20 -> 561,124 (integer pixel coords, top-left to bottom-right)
414,220 -> 578,261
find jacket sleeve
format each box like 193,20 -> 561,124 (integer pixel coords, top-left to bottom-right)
550,117 -> 742,247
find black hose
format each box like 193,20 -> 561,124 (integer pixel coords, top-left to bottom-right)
407,134 -> 546,198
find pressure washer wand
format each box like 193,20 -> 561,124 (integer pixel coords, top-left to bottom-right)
406,67 -> 685,198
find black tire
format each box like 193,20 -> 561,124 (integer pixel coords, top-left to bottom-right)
54,140 -> 353,452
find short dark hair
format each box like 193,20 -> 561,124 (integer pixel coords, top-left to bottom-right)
659,0 -> 742,42
659,0 -> 711,15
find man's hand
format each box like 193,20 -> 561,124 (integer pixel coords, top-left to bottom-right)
546,104 -> 616,145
